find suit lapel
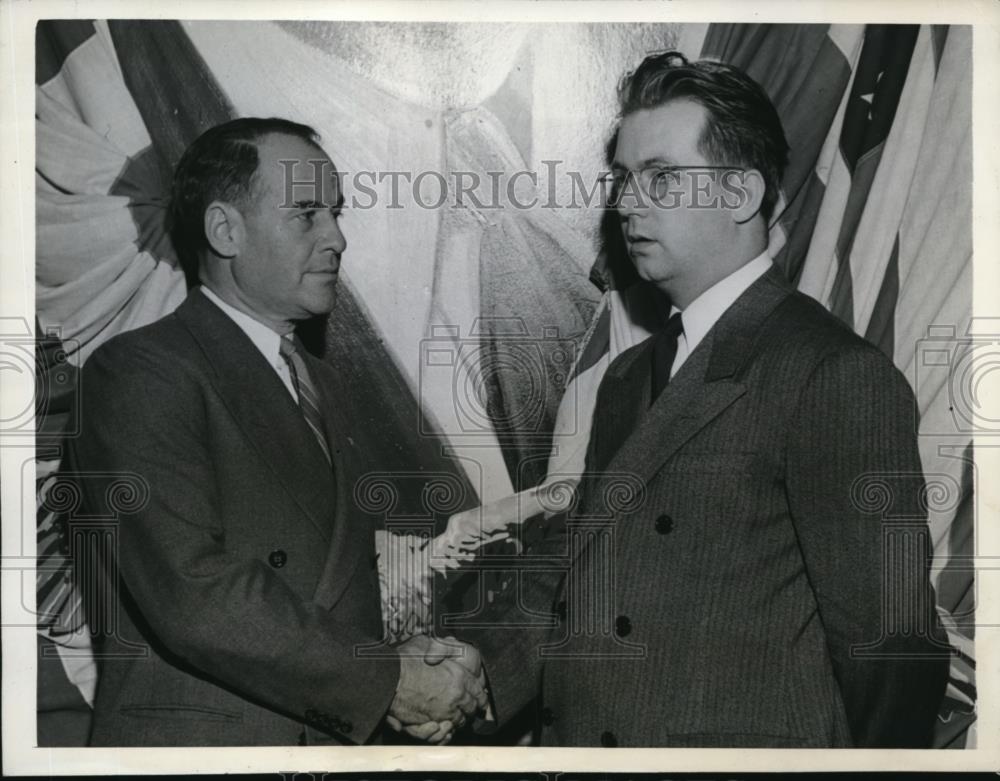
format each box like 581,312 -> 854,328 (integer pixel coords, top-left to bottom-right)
603,266 -> 792,496
176,290 -> 335,543
590,342 -> 653,471
603,333 -> 745,492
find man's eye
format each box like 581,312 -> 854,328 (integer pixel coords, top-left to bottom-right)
652,167 -> 681,185
296,210 -> 316,223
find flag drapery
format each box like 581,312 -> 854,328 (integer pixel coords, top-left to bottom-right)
708,24 -> 974,748
35,21 -> 971,747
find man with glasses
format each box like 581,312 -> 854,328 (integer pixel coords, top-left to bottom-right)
455,51 -> 949,747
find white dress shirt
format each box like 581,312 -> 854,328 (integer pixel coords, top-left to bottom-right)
201,286 -> 298,402
669,251 -> 773,379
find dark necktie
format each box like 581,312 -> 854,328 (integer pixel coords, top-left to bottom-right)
650,312 -> 684,403
279,336 -> 333,465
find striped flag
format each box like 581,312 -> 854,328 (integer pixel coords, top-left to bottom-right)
789,25 -> 974,745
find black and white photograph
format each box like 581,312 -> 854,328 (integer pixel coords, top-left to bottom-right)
2,0 -> 998,775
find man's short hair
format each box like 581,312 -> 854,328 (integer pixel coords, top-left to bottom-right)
618,51 -> 789,223
169,117 -> 321,278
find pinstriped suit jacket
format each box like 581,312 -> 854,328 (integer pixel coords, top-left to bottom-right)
470,266 -> 949,747
70,289 -> 398,746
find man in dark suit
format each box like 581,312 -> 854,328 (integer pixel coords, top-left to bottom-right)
456,52 -> 949,747
68,118 -> 484,746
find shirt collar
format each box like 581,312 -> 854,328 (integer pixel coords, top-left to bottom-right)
673,250 -> 773,354
200,285 -> 287,371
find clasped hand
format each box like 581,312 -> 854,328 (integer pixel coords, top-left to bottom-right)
387,634 -> 487,744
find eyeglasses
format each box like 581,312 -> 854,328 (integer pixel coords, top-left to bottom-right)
601,165 -> 744,209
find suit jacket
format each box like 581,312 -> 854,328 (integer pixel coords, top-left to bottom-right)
68,288 -> 398,746
469,266 -> 949,747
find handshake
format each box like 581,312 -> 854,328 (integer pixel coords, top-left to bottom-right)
386,634 -> 489,744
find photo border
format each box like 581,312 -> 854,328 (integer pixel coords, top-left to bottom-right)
3,0 -> 998,774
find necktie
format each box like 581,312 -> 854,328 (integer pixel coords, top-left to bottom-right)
280,336 -> 333,465
650,312 -> 684,402
36,471 -> 83,636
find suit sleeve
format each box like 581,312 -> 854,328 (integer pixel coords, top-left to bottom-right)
71,339 -> 399,741
460,515 -> 569,730
462,350 -> 635,729
785,346 -> 949,747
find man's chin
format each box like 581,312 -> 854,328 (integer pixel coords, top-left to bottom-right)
303,288 -> 339,318
630,255 -> 669,282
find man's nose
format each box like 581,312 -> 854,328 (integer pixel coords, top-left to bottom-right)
618,200 -> 641,220
615,184 -> 645,219
317,211 -> 347,255
619,206 -> 644,234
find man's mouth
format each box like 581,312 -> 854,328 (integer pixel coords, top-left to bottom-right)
627,235 -> 656,251
308,264 -> 340,276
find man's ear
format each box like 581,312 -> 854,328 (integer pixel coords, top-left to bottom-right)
203,201 -> 244,258
725,168 -> 767,225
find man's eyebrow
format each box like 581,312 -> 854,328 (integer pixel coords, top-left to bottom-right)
611,156 -> 677,172
290,197 -> 345,211
637,156 -> 677,168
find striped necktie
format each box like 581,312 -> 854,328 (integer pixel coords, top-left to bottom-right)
279,336 -> 333,465
36,469 -> 84,636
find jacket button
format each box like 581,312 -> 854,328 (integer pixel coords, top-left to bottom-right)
615,615 -> 632,637
654,514 -> 673,534
540,706 -> 555,725
601,730 -> 618,747
555,600 -> 567,621
268,549 -> 287,568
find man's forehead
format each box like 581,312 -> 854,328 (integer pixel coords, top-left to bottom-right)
257,130 -> 329,158
255,133 -> 340,206
614,99 -> 708,166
